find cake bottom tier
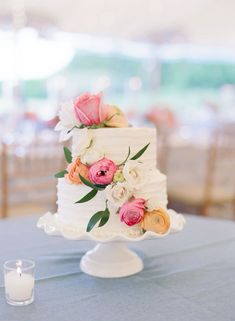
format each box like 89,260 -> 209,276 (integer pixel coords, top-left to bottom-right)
57,179 -> 143,237
56,172 -> 167,237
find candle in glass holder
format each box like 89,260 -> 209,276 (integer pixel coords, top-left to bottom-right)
4,259 -> 35,306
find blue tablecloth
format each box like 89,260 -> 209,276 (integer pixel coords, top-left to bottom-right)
0,215 -> 235,321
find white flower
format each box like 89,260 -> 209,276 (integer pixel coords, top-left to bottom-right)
133,169 -> 168,210
55,101 -> 78,141
58,101 -> 77,128
72,129 -> 102,164
144,196 -> 166,211
80,148 -> 101,165
122,160 -> 147,189
73,128 -> 92,156
55,127 -> 73,142
105,182 -> 133,207
168,209 -> 186,232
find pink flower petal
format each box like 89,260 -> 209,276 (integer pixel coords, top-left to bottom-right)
74,106 -> 93,126
79,98 -> 100,125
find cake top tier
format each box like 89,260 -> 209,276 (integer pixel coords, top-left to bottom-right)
72,127 -> 157,168
55,92 -> 130,141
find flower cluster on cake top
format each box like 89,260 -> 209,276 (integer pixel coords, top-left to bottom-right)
55,92 -> 129,141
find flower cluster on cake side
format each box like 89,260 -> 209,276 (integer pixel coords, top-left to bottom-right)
55,92 -> 171,235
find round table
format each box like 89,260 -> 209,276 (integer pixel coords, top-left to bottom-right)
0,215 -> 235,321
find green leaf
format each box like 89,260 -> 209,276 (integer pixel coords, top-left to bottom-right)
94,184 -> 107,190
67,125 -> 81,134
86,139 -> 93,149
54,170 -> 68,178
130,143 -> 150,160
86,211 -> 104,232
98,208 -> 110,227
64,146 -> 72,164
89,123 -> 105,129
79,174 -> 106,191
75,189 -> 98,203
118,146 -> 131,166
78,124 -> 86,129
79,174 -> 98,189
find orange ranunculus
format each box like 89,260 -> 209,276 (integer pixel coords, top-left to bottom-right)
141,208 -> 170,235
104,105 -> 129,128
65,158 -> 89,184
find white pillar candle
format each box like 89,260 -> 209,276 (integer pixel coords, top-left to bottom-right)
5,270 -> 34,302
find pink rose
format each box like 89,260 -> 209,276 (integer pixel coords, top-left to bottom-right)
119,198 -> 145,226
73,92 -> 107,126
88,157 -> 118,185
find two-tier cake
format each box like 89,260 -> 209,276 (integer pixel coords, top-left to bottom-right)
48,92 -> 185,238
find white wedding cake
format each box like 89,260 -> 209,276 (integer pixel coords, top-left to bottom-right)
50,92 -> 185,237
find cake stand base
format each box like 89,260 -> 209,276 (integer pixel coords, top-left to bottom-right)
80,242 -> 143,278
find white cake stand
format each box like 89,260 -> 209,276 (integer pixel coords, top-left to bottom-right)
37,212 -> 185,278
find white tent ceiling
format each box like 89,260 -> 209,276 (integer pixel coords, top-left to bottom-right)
0,0 -> 235,47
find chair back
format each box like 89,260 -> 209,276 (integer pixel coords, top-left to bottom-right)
0,134 -> 65,218
203,122 -> 235,207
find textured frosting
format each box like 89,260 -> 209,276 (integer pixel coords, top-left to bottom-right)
56,127 -> 168,236
72,127 -> 157,167
57,178 -> 142,236
57,170 -> 167,236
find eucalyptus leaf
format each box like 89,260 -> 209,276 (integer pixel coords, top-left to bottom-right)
63,147 -> 72,163
98,208 -> 110,227
86,211 -> 104,232
75,189 -> 98,203
118,146 -> 131,166
54,169 -> 68,178
130,143 -> 150,160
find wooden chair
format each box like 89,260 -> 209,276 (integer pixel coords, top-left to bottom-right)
0,135 -> 65,218
167,122 -> 235,217
157,126 -> 173,173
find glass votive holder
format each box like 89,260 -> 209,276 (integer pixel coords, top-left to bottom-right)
4,259 -> 35,306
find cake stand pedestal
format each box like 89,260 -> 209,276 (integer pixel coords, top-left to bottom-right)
37,212 -> 185,278
80,242 -> 143,278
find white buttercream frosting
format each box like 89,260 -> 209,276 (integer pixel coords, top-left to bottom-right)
57,178 -> 142,236
134,169 -> 168,211
72,127 -> 157,167
57,172 -> 167,236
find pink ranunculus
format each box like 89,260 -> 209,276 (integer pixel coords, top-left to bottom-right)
119,198 -> 145,226
88,157 -> 118,185
73,92 -> 107,126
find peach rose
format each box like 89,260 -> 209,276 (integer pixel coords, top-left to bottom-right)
104,105 -> 129,128
74,92 -> 107,126
65,158 -> 89,184
141,208 -> 170,235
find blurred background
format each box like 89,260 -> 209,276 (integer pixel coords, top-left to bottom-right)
0,0 -> 234,220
